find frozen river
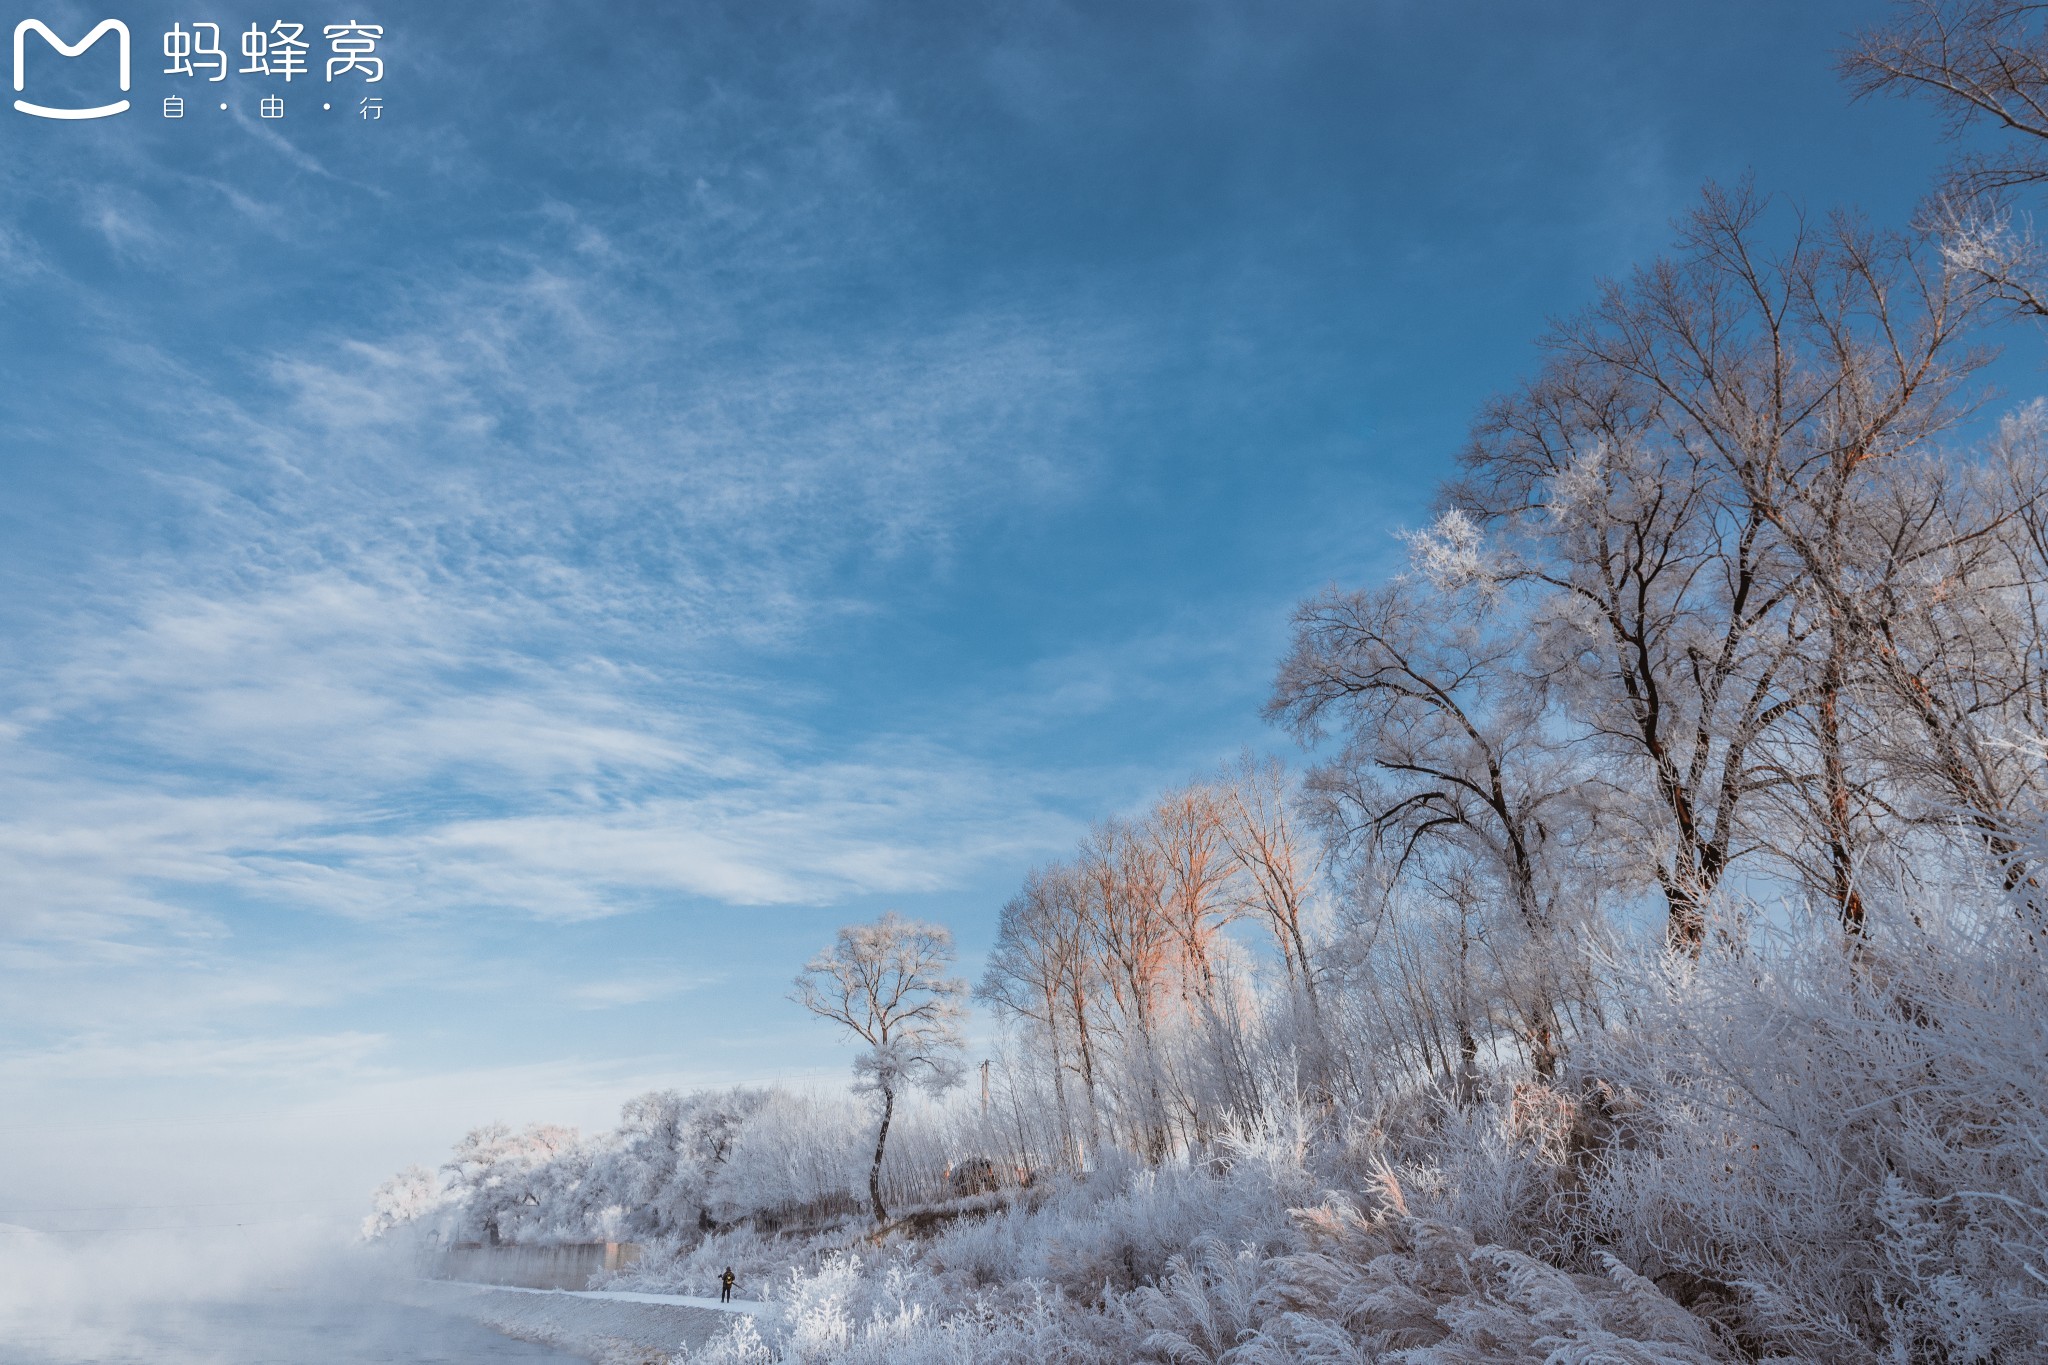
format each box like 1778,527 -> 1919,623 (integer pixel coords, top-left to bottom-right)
3,1293 -> 587,1363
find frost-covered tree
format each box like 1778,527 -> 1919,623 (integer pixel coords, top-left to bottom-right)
980,865 -> 1098,1169
1149,783 -> 1238,1012
439,1121 -> 581,1245
1844,0 -> 2048,318
792,912 -> 969,1223
582,1086 -> 770,1237
703,1088 -> 867,1225
1423,181 -> 2048,937
1209,754 -> 1324,1012
1270,554 -> 1601,1075
1561,188 -> 2000,924
361,1163 -> 445,1242
1078,819 -> 1179,1160
1449,339 -> 1803,947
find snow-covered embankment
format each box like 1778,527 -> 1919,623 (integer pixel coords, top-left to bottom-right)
407,1279 -> 764,1363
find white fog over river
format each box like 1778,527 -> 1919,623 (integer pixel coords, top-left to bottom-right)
7,1295 -> 584,1364
0,1226 -> 579,1364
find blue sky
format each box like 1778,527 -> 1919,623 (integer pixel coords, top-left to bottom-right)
0,0 -> 1985,1228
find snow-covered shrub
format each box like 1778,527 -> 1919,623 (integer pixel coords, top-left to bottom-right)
771,1253 -> 863,1362
1579,895 -> 2048,1361
1106,1179 -> 1725,1365
690,1316 -> 776,1365
920,1154 -> 1293,1301
1240,1191 -> 1727,1364
1349,1078 -> 1602,1268
687,1254 -> 1143,1365
1131,1239 -> 1269,1363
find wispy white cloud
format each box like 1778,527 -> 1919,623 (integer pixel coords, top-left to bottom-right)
1,544 -> 1085,939
0,161 -> 1147,956
0,775 -> 324,942
0,1030 -> 390,1083
563,970 -> 716,1010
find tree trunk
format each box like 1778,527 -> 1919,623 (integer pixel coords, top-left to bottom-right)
1284,910 -> 1320,1013
1817,628 -> 1867,934
1042,993 -> 1080,1172
1455,907 -> 1480,1106
868,1084 -> 895,1224
1069,978 -> 1103,1162
1455,1020 -> 1481,1106
1661,867 -> 1705,956
1530,1017 -> 1559,1080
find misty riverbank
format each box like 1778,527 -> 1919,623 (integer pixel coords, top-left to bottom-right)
0,1219 -> 756,1364
5,1291 -> 592,1364
3,1282 -> 754,1364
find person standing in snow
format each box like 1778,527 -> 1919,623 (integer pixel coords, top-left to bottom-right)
719,1266 -> 736,1303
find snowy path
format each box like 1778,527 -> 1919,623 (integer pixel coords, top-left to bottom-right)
442,1280 -> 770,1314
407,1279 -> 763,1359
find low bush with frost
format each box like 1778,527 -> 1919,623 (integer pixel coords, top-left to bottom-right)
1578,897 -> 2048,1361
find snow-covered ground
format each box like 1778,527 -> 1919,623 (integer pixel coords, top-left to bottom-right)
447,1279 -> 769,1314
407,1279 -> 758,1362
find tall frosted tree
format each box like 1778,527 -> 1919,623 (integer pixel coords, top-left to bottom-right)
1270,550 -> 1600,1075
980,865 -> 1100,1168
791,912 -> 968,1224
